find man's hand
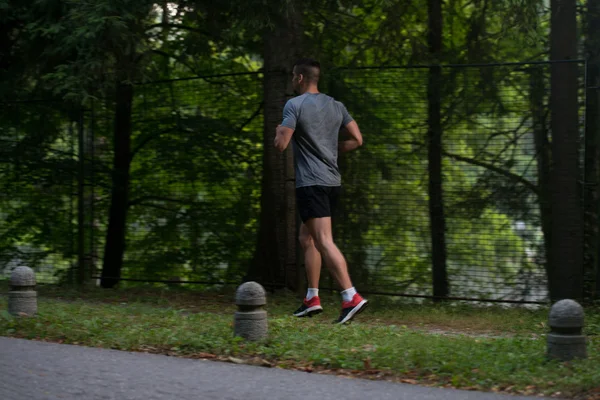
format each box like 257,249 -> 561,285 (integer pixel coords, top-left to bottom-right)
274,124 -> 294,152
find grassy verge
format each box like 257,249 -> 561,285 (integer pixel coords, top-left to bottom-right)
1,287 -> 599,399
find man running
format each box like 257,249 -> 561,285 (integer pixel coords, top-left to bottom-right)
274,58 -> 368,324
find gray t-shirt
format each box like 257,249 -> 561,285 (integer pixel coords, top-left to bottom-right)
280,92 -> 354,188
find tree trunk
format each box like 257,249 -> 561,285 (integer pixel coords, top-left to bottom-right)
247,5 -> 303,290
100,81 -> 133,288
85,103 -> 100,285
77,110 -> 86,285
585,0 -> 600,299
549,0 -> 583,300
530,68 -> 553,286
428,0 -> 449,300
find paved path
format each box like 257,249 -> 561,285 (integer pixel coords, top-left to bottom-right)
0,337 -> 550,400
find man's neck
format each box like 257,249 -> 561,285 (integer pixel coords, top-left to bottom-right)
301,85 -> 320,95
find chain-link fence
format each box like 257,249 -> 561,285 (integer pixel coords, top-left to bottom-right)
323,61 -> 586,303
0,61 -> 588,303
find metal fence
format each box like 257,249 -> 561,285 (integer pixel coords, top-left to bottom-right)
0,61 -> 588,303
324,62 -> 583,303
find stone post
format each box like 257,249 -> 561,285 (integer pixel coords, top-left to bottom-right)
234,281 -> 267,341
546,299 -> 587,361
8,266 -> 37,316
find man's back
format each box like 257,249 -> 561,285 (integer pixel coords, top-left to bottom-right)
281,92 -> 354,188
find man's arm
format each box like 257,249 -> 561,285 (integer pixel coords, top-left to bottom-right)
338,120 -> 363,153
275,100 -> 297,152
274,124 -> 294,152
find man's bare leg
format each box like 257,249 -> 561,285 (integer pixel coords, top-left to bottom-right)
304,217 -> 352,290
293,223 -> 324,317
305,216 -> 368,324
299,222 -> 321,289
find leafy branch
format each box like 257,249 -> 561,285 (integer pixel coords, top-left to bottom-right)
128,195 -> 196,207
131,127 -> 177,160
443,150 -> 539,195
146,23 -> 218,40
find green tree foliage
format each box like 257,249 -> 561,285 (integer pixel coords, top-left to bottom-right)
311,0 -> 554,300
0,0 -> 588,301
0,102 -> 80,281
1,0 -> 264,285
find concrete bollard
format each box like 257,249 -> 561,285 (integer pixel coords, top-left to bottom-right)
233,281 -> 267,341
8,266 -> 37,316
546,299 -> 587,361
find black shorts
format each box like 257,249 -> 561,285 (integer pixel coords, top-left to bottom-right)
296,185 -> 341,223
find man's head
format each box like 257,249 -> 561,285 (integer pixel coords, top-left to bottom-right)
292,58 -> 321,94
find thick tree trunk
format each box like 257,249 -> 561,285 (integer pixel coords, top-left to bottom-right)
549,0 -> 583,300
530,69 -> 553,285
247,5 -> 303,290
585,0 -> 600,299
100,81 -> 133,288
427,0 -> 449,300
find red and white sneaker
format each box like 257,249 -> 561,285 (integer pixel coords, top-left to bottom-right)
293,296 -> 323,317
335,293 -> 368,324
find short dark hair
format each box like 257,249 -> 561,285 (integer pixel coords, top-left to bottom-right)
294,58 -> 321,83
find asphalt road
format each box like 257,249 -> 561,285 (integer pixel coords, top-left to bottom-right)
0,337 -> 551,400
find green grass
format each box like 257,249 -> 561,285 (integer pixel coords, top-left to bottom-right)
1,287 -> 599,399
